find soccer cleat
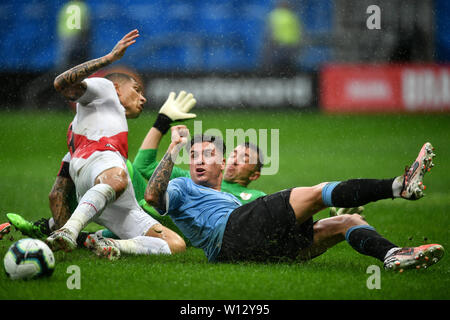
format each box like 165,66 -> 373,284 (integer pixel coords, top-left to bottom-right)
46,228 -> 77,252
6,213 -> 48,239
384,244 -> 444,272
0,222 -> 11,240
399,142 -> 435,200
84,234 -> 121,261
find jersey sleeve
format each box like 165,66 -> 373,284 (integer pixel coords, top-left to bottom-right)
156,178 -> 185,216
128,162 -> 148,203
76,77 -> 115,105
132,149 -> 158,180
133,148 -> 190,180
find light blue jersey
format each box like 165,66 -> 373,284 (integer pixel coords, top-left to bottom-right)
159,177 -> 242,261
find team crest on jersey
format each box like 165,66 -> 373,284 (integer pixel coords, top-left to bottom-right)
240,192 -> 252,201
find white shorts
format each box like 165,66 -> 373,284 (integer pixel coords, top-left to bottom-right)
70,150 -> 159,239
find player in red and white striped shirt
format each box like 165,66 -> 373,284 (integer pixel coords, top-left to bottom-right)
46,29 -> 186,259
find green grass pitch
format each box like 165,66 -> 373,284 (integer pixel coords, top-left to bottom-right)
0,109 -> 449,300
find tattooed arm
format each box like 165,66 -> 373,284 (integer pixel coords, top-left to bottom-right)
145,125 -> 189,211
53,29 -> 140,101
144,151 -> 175,210
48,175 -> 75,229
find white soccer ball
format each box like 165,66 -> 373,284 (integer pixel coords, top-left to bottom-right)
4,238 -> 55,280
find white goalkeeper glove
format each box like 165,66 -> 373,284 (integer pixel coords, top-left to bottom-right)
153,91 -> 196,134
329,206 -> 365,218
160,91 -> 197,121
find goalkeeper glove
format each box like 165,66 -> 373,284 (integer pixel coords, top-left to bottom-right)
153,91 -> 197,134
329,206 -> 365,218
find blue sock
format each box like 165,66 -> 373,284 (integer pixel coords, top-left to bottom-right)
321,181 -> 340,207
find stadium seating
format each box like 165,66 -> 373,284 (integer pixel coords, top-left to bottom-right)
0,0 -> 337,72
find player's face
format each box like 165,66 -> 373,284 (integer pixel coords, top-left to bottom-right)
118,79 -> 146,119
190,141 -> 225,190
224,145 -> 260,185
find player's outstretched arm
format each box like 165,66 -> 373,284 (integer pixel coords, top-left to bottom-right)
133,91 -> 196,179
145,125 -> 189,211
53,29 -> 140,101
140,91 -> 197,150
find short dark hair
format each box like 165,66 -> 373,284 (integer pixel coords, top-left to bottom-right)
240,142 -> 264,171
104,72 -> 135,85
189,134 -> 226,156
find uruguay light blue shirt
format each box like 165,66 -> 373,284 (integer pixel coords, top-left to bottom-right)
158,177 -> 242,262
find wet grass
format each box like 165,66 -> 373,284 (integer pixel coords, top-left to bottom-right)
0,110 -> 449,301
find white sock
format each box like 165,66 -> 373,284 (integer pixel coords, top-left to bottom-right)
63,184 -> 116,237
114,236 -> 171,255
48,218 -> 56,232
392,176 -> 403,198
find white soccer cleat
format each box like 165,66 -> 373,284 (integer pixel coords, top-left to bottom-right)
399,142 -> 435,200
384,244 -> 444,272
46,228 -> 77,252
84,234 -> 121,261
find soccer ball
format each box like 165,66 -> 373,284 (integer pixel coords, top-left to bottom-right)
4,238 -> 55,280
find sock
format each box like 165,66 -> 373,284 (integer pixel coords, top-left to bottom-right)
76,231 -> 90,247
322,179 -> 395,207
114,236 -> 171,255
391,176 -> 404,198
345,225 -> 398,261
62,184 -> 116,237
48,218 -> 56,232
99,229 -> 120,239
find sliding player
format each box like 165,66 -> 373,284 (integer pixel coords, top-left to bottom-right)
131,125 -> 443,271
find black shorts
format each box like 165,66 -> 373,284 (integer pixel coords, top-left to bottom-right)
216,188 -> 314,263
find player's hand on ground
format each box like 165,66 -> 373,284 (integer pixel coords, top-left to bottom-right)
108,29 -> 139,62
160,91 -> 197,121
169,125 -> 190,158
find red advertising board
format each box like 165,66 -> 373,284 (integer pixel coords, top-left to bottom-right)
320,64 -> 450,112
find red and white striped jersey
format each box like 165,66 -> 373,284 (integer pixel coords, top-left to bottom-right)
68,77 -> 128,160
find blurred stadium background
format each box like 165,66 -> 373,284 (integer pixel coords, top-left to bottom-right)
0,0 -> 449,112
